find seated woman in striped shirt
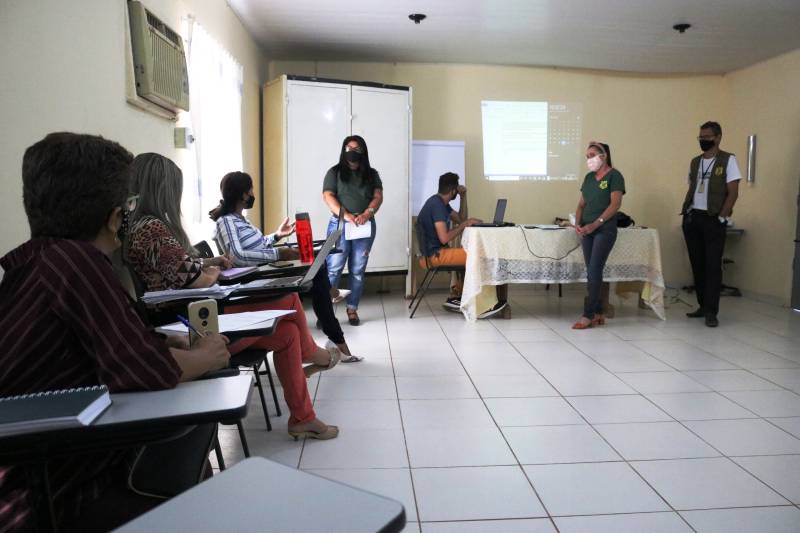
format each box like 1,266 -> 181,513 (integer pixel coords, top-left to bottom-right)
211,171 -> 362,363
126,153 -> 341,441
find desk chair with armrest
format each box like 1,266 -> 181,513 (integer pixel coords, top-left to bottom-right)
194,241 -> 282,432
195,240 -> 216,260
131,367 -> 239,490
408,222 -> 466,319
126,263 -> 254,464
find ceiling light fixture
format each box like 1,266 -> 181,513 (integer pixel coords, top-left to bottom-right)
673,23 -> 691,33
408,13 -> 427,24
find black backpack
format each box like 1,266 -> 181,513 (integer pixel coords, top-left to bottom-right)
616,211 -> 635,228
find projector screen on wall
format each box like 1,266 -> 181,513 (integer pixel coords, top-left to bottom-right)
481,100 -> 583,181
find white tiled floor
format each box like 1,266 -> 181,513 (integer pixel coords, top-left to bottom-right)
215,286 -> 800,532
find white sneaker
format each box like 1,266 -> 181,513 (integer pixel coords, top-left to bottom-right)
477,302 -> 508,319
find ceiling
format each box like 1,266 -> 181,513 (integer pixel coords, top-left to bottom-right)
228,0 -> 800,74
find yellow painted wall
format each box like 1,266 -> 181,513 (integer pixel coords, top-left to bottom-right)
722,48 -> 800,304
269,61 -> 728,291
0,0 -> 266,257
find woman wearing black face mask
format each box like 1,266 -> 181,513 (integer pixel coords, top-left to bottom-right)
211,171 -> 364,362
322,135 -> 384,326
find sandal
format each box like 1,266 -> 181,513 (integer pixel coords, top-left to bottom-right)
335,341 -> 364,363
346,308 -> 360,326
303,341 -> 342,378
331,288 -> 351,304
288,424 -> 339,441
572,317 -> 594,330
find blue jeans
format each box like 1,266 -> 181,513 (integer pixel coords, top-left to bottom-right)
326,216 -> 376,310
581,219 -> 618,319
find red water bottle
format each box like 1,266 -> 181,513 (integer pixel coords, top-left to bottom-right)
295,211 -> 314,264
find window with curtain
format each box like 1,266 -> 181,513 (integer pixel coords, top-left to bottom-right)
181,20 -> 243,246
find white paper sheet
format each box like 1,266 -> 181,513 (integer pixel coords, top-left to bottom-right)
157,310 -> 296,334
141,284 -> 239,304
344,221 -> 373,241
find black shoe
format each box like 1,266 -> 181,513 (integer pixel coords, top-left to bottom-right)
477,301 -> 508,319
705,315 -> 719,327
442,297 -> 461,311
347,309 -> 360,326
686,308 -> 705,318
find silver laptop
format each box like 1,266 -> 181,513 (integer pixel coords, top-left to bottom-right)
236,229 -> 342,292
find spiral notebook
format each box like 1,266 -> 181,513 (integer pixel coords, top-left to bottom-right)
0,385 -> 112,436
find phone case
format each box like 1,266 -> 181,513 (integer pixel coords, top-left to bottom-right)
186,299 -> 219,347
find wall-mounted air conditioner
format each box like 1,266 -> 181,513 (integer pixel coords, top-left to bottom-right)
127,1 -> 190,112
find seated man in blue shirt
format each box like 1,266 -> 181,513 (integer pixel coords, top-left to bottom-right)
417,172 -> 507,318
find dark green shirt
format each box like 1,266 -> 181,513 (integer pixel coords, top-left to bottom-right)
322,166 -> 383,215
580,168 -> 625,225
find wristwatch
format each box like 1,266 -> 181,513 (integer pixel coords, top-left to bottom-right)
597,217 -> 605,224
367,207 -> 376,216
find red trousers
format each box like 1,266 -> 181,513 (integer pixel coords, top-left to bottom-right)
225,294 -> 318,425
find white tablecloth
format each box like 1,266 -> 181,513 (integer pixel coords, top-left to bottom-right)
460,227 -> 666,321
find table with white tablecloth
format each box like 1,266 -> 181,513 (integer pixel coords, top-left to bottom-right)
460,226 -> 666,321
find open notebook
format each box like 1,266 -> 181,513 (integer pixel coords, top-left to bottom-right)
156,310 -> 296,337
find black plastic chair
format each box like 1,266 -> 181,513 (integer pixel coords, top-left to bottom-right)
229,350 -> 281,432
408,221 -> 466,318
545,283 -> 563,297
194,240 -> 215,259
126,264 -> 253,461
193,241 -> 282,431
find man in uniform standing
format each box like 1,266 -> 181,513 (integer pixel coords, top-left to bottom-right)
681,121 -> 741,327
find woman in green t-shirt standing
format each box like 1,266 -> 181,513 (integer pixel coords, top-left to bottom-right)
573,142 -> 625,329
322,135 -> 384,325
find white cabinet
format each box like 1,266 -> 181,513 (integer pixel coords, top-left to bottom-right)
263,76 -> 411,273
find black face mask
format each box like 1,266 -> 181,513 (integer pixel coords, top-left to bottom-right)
344,150 -> 362,163
244,195 -> 256,209
118,210 -> 130,241
699,139 -> 716,152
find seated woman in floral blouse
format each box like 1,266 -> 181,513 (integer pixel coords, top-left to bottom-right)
125,153 -> 340,440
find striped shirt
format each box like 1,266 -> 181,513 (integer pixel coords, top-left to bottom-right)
214,214 -> 279,266
0,239 -> 181,531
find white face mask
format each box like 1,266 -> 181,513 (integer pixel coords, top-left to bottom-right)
587,154 -> 603,172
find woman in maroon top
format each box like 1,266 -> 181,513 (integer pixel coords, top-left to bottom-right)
126,153 -> 341,441
0,133 -> 230,532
